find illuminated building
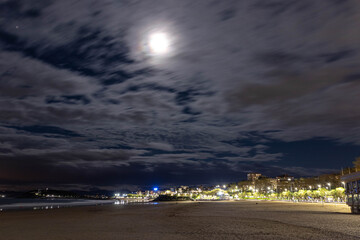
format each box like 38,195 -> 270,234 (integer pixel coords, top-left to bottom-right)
341,171 -> 360,214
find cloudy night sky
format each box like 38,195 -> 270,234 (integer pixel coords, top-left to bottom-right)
1,0 -> 360,192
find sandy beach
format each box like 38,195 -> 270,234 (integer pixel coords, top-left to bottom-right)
0,201 -> 359,240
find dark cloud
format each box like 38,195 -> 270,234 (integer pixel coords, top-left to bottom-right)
45,95 -> 91,105
253,0 -> 304,16
225,67 -> 355,107
0,0 -> 45,19
318,49 -> 355,63
5,125 -> 82,137
219,9 -> 237,21
256,51 -> 302,66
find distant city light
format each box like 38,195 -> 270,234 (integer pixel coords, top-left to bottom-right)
114,174 -> 349,207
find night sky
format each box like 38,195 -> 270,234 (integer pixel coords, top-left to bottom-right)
1,0 -> 360,192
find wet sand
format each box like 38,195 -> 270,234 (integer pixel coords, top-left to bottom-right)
0,201 -> 359,240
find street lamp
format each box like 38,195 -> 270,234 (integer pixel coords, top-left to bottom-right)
327,183 -> 331,190
309,186 -> 312,190
318,184 -> 321,189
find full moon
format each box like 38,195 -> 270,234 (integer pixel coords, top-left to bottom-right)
149,33 -> 170,54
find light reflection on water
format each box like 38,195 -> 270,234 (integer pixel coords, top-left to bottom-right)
0,198 -> 113,212
0,199 -> 159,212
114,200 -> 158,205
33,205 -> 59,210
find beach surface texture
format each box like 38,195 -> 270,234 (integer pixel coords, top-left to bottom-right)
0,201 -> 359,240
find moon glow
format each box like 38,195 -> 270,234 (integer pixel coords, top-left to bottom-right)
149,33 -> 170,54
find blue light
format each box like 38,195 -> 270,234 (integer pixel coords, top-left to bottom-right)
153,187 -> 158,191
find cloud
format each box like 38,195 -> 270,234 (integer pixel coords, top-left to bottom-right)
0,51 -> 99,98
0,0 -> 360,190
146,142 -> 174,151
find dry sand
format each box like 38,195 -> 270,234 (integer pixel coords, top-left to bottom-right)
0,201 -> 359,240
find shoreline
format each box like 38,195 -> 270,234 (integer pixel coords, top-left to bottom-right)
0,198 -> 116,212
0,197 -> 348,213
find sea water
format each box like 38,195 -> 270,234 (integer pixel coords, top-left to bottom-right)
0,198 -> 113,211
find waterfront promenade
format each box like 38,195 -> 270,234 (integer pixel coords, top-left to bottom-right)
0,201 -> 359,240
